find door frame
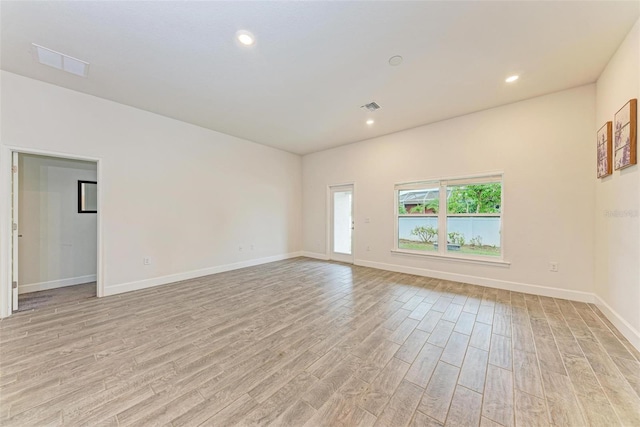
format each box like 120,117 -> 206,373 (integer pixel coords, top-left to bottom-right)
11,152 -> 18,311
0,145 -> 103,318
327,183 -> 355,264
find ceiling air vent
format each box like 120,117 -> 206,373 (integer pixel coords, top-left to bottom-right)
31,43 -> 89,77
361,102 -> 381,112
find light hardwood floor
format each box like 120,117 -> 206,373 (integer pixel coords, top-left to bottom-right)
0,258 -> 639,426
16,283 -> 96,312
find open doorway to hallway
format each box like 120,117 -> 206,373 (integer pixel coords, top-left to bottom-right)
12,153 -> 98,312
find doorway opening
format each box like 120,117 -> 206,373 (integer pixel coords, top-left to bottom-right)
329,184 -> 354,263
11,152 -> 99,313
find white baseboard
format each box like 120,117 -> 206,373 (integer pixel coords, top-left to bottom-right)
593,294 -> 640,352
354,259 -> 595,303
301,251 -> 330,260
19,274 -> 97,294
103,252 -> 303,297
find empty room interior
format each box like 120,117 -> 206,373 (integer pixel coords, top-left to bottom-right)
1,1 -> 639,426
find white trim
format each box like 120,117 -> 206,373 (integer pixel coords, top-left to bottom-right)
0,144 -> 103,318
438,182 -> 447,253
301,251 -> 330,260
11,152 -> 19,310
95,158 -> 104,298
103,252 -> 302,296
1,147 -> 12,318
594,294 -> 640,352
19,275 -> 97,294
4,145 -> 102,163
390,249 -> 510,267
354,258 -> 595,303
395,181 -> 440,191
394,170 -> 505,188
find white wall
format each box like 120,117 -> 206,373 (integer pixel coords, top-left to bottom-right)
303,85 -> 596,301
594,19 -> 640,347
0,71 -> 302,315
18,154 -> 97,293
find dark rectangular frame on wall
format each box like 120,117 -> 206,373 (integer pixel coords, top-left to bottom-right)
597,121 -> 612,178
614,98 -> 637,170
78,180 -> 97,213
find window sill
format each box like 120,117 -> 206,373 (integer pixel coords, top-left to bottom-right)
390,249 -> 511,267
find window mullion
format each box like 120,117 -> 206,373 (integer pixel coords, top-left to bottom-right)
438,182 -> 447,254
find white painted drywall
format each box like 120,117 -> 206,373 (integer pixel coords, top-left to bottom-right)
0,71 -> 302,309
18,154 -> 97,293
303,85 -> 596,300
594,19 -> 640,343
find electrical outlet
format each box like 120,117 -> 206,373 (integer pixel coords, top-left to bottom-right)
366,246 -> 371,251
238,246 -> 243,252
250,244 -> 254,250
143,257 -> 151,265
549,262 -> 558,272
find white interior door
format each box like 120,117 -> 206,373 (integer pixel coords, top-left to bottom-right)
11,152 -> 19,311
330,185 -> 354,263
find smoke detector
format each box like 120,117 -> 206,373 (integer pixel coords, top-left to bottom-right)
389,55 -> 403,66
361,102 -> 381,112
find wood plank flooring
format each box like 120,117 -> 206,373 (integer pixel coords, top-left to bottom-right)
1,258 -> 639,426
16,283 -> 96,312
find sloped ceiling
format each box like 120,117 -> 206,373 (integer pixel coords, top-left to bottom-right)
1,1 -> 638,154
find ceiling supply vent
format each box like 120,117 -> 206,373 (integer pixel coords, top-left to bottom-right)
31,43 -> 90,77
361,102 -> 381,112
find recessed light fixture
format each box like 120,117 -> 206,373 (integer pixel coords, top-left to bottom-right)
32,43 -> 89,77
505,75 -> 519,83
389,55 -> 403,66
366,119 -> 375,125
236,30 -> 255,46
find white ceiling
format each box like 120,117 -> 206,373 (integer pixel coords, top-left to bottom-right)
1,1 -> 638,155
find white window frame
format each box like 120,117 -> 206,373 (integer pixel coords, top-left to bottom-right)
393,173 -> 509,266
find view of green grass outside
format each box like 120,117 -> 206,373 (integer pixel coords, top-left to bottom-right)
398,239 -> 500,256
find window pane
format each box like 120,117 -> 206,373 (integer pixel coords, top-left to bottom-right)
447,183 -> 501,214
333,191 -> 352,254
398,187 -> 439,214
398,216 -> 438,252
398,186 -> 439,252
446,216 -> 501,256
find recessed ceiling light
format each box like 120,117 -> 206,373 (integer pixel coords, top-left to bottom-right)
366,119 -> 375,125
389,55 -> 403,66
32,43 -> 89,77
505,75 -> 519,83
236,31 -> 255,46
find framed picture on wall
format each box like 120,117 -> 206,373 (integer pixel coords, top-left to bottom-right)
613,98 -> 637,170
597,121 -> 612,178
78,180 -> 98,213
